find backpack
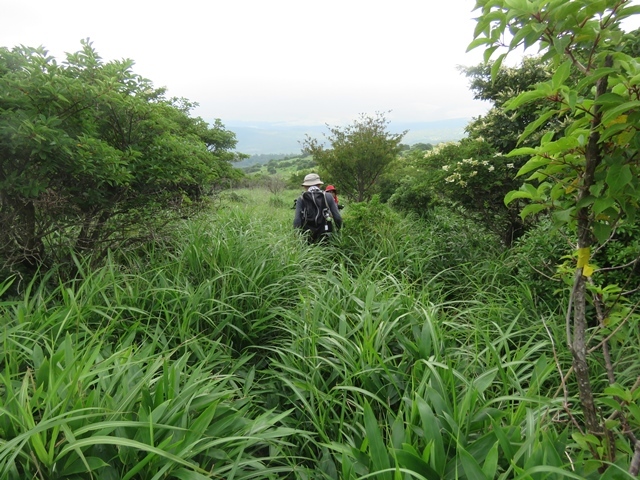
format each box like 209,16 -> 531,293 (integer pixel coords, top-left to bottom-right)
299,190 -> 333,241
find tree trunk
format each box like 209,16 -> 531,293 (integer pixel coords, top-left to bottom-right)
570,272 -> 602,435
569,55 -> 612,439
19,199 -> 45,268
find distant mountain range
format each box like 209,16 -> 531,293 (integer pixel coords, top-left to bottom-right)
224,118 -> 471,155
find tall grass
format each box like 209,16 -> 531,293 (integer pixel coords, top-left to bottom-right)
1,187 -> 638,479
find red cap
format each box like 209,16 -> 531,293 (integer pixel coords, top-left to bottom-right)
325,185 -> 336,192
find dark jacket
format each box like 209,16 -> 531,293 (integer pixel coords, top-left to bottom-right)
293,190 -> 343,229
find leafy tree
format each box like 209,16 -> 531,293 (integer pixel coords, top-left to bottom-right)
0,41 -> 241,276
471,0 -> 640,473
301,112 -> 407,202
410,142 -> 433,152
386,61 -> 560,244
463,56 -> 559,153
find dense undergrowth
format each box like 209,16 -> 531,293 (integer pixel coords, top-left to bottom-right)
1,188 -> 638,479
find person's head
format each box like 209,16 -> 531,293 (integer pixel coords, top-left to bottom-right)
301,173 -> 323,190
325,184 -> 337,194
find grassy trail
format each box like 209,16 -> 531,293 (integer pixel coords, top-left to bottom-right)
1,188 -> 637,479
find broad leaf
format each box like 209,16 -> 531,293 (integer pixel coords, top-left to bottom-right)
364,402 -> 391,479
520,203 -> 548,219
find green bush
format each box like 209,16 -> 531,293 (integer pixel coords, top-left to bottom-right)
0,42 -> 240,277
341,195 -> 400,238
387,174 -> 436,215
505,218 -> 571,306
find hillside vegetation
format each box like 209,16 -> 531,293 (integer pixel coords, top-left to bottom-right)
2,2 -> 640,478
1,188 -> 638,478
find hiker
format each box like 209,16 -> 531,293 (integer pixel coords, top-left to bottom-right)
294,173 -> 342,243
324,185 -> 344,209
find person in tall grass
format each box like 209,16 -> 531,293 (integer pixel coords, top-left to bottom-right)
325,184 -> 344,209
294,173 -> 342,243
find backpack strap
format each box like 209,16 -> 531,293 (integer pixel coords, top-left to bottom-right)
323,191 -> 333,219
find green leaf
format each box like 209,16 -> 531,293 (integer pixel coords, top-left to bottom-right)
520,203 -> 548,220
467,37 -> 491,52
416,396 -> 445,474
473,370 -> 497,395
600,122 -> 633,142
509,25 -> 532,49
418,322 -> 432,360
483,45 -> 499,64
601,100 -> 640,125
603,385 -> 632,403
551,60 -> 572,89
606,164 -> 632,194
617,4 -> 640,20
507,147 -> 538,157
576,195 -> 595,209
575,68 -> 618,92
504,190 -> 533,206
505,0 -> 528,11
391,413 -> 405,450
490,54 -> 506,82
364,402 -> 391,479
172,469 -> 217,480
490,418 -> 515,462
505,89 -> 550,111
628,403 -> 640,424
474,16 -> 491,39
593,221 -> 613,244
394,448 -> 441,480
524,28 -> 542,49
482,441 -> 499,479
60,456 -> 109,476
518,110 -> 557,144
552,207 -> 574,224
459,445 -> 489,480
595,92 -> 627,107
57,436 -> 208,474
593,196 -> 617,215
515,155 -> 551,177
553,35 -> 572,56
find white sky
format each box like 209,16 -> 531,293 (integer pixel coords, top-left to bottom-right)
3,0 -> 519,126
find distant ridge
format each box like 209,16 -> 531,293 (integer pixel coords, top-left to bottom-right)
224,118 -> 470,155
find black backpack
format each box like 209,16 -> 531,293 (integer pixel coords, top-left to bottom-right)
299,190 -> 332,241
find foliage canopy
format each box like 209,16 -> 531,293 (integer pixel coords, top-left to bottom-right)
0,40 -> 241,275
471,0 -> 640,473
301,112 -> 406,202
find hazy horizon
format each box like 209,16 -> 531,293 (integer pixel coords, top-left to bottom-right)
226,117 -> 469,155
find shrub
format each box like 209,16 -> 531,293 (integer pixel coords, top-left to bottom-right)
0,42 -> 240,277
387,174 -> 436,215
505,218 -> 571,306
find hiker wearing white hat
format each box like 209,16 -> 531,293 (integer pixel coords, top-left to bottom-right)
293,173 -> 342,242
300,173 -> 323,187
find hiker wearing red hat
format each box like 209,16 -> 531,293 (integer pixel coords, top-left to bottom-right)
324,185 -> 342,208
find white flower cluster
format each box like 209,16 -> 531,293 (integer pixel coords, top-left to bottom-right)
442,157 -> 496,187
445,172 -> 461,183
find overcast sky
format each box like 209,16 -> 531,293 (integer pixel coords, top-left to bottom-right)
3,1 -> 531,126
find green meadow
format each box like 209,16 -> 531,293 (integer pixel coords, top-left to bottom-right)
3,188 -> 637,479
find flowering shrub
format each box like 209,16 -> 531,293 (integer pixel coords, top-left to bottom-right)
441,152 -> 516,192
389,138 -> 527,244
